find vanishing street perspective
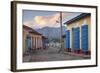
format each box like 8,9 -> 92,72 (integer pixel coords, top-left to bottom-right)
23,10 -> 91,62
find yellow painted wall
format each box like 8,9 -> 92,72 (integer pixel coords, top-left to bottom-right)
66,15 -> 91,51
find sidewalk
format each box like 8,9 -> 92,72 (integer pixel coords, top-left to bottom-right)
63,51 -> 91,59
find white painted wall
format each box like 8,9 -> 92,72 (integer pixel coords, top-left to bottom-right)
0,0 -> 99,73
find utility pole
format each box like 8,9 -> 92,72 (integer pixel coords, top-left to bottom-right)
58,12 -> 63,53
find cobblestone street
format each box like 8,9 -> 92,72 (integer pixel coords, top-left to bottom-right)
23,47 -> 89,62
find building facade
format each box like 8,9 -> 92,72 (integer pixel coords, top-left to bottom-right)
64,13 -> 91,55
23,25 -> 46,54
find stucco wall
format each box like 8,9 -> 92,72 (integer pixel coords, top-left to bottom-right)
66,15 -> 91,51
23,29 -> 43,54
23,29 -> 28,54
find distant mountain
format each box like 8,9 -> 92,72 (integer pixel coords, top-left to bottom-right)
35,26 -> 66,40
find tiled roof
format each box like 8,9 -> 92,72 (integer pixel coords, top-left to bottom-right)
23,25 -> 42,35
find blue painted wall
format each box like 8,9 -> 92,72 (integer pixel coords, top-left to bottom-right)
81,25 -> 88,51
72,27 -> 80,50
65,30 -> 70,48
26,35 -> 31,50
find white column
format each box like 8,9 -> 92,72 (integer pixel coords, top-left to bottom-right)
36,37 -> 37,49
41,37 -> 42,48
37,37 -> 38,49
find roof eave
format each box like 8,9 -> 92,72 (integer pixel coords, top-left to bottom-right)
64,13 -> 91,25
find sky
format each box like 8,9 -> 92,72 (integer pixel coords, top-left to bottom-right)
23,10 -> 82,29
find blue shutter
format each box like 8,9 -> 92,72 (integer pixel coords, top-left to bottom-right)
81,25 -> 88,51
26,35 -> 31,50
65,30 -> 70,48
64,38 -> 66,48
72,27 -> 80,50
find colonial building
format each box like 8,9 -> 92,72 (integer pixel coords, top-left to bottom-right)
64,13 -> 91,55
23,25 -> 47,54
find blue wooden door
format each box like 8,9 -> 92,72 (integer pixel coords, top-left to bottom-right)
26,35 -> 31,50
65,30 -> 70,48
81,25 -> 88,51
72,27 -> 80,50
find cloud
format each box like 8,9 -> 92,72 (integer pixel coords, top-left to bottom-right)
33,13 -> 62,28
23,13 -> 73,29
24,13 -> 62,29
34,16 -> 47,25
